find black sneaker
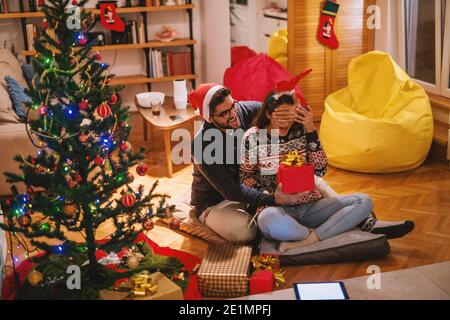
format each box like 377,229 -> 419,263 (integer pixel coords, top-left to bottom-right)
370,220 -> 415,239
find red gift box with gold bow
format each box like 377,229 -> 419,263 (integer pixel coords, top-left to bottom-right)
276,151 -> 314,194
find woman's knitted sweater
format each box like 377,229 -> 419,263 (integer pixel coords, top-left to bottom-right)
240,124 -> 328,205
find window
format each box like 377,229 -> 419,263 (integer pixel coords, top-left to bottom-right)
401,0 -> 450,98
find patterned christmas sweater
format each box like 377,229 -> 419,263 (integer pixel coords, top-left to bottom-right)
240,124 -> 328,206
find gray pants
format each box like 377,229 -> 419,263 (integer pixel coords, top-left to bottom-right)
199,176 -> 340,244
257,193 -> 373,241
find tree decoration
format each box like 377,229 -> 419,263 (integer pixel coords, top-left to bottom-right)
37,104 -> 48,116
127,173 -> 134,183
126,255 -> 140,270
122,193 -> 136,208
94,156 -> 105,166
136,163 -> 148,176
169,218 -> 180,230
27,270 -> 43,287
18,214 -> 32,227
63,203 -> 79,218
95,102 -> 112,119
0,0 -> 178,300
79,100 -> 89,111
42,19 -> 49,30
142,218 -> 154,231
109,93 -> 118,104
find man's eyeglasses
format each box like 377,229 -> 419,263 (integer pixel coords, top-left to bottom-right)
212,101 -> 237,119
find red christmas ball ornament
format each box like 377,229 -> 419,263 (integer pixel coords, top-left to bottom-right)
109,94 -> 118,104
72,0 -> 78,5
136,163 -> 148,176
79,134 -> 88,143
95,52 -> 102,61
96,102 -> 112,119
142,218 -> 155,231
119,142 -> 129,151
18,214 -> 32,227
79,100 -> 89,111
27,186 -> 34,194
37,104 -> 48,116
78,37 -> 87,46
68,180 -> 77,189
169,218 -> 180,230
122,193 -> 136,208
42,19 -> 49,29
127,173 -> 134,183
94,156 -> 105,166
172,274 -> 179,281
38,0 -> 45,6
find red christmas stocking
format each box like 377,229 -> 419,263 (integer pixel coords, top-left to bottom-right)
100,3 -> 125,32
317,0 -> 340,49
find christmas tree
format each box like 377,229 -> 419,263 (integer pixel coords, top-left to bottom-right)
0,0 -> 183,299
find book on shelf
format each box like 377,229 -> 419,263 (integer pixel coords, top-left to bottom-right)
148,0 -> 188,6
138,19 -> 146,44
111,19 -> 141,45
26,23 -> 37,51
148,49 -> 192,78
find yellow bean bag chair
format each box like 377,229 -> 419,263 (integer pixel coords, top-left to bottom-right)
268,28 -> 288,69
320,51 -> 433,173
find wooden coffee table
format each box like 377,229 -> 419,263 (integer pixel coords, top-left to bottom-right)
135,96 -> 200,178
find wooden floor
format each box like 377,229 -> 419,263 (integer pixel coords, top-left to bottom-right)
3,113 -> 450,294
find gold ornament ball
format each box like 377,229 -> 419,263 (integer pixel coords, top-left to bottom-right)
28,270 -> 43,287
63,203 -> 79,217
127,255 -> 140,269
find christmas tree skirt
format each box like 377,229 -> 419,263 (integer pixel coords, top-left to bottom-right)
1,233 -> 202,300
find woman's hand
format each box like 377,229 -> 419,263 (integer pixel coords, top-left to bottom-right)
272,104 -> 296,128
274,183 -> 310,206
295,105 -> 316,133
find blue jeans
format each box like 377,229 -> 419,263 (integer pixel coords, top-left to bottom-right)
257,193 -> 373,241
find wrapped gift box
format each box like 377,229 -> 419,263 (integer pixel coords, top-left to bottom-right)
250,270 -> 275,295
197,245 -> 252,298
99,272 -> 183,300
277,163 -> 315,194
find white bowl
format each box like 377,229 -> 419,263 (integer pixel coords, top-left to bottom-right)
136,92 -> 165,108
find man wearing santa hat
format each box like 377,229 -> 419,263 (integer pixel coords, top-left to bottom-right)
188,82 -> 414,244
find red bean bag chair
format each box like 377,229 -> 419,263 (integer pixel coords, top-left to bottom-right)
224,46 -> 304,102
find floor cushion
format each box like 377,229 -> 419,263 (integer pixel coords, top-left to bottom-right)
260,229 -> 390,266
320,50 -> 433,173
160,190 -> 229,245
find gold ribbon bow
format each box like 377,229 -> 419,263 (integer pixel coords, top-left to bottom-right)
130,271 -> 158,297
281,151 -> 304,167
251,255 -> 286,287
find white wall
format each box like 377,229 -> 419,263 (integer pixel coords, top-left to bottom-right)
199,0 -> 231,84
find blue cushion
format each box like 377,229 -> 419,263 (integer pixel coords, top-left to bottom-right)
4,76 -> 31,120
22,63 -> 36,88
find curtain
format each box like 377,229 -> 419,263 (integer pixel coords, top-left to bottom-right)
405,0 -> 419,77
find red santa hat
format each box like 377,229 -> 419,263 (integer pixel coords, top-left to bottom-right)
188,83 -> 225,122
